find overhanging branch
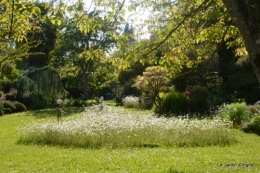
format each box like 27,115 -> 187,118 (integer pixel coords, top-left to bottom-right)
140,0 -> 212,57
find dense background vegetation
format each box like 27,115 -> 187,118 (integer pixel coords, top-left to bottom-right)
1,1 -> 260,172
0,0 -> 260,117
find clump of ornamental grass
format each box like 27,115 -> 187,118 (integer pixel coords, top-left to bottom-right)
122,96 -> 140,109
18,105 -> 237,148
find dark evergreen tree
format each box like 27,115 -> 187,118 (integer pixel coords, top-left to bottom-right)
25,3 -> 57,68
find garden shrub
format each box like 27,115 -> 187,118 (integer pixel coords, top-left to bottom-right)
30,95 -> 47,110
248,104 -> 260,116
86,99 -> 98,106
240,122 -> 253,133
0,79 -> 13,93
159,92 -> 186,116
123,96 -> 140,109
5,89 -> 18,101
227,102 -> 251,125
2,100 -> 16,114
61,99 -> 74,107
13,101 -> 26,112
72,99 -> 82,107
94,97 -> 100,103
252,116 -> 260,127
251,116 -> 260,134
159,91 -> 209,117
4,108 -> 12,114
187,85 -> 208,98
190,97 -> 209,117
62,99 -> 97,107
241,116 -> 260,135
72,99 -> 93,107
140,97 -> 153,110
0,102 -> 4,116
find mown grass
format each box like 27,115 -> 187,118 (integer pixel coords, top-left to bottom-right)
0,106 -> 260,172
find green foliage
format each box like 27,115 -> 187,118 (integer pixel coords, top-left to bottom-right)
70,99 -> 98,107
5,88 -> 18,101
241,116 -> 260,135
0,1 -> 42,78
159,92 -> 187,116
122,96 -> 140,109
121,81 -> 139,97
16,67 -> 66,110
72,99 -> 83,107
132,66 -> 170,110
2,100 -> 16,114
15,76 -> 37,106
0,1 -> 41,42
50,11 -> 118,99
140,97 -> 153,110
0,102 -> 4,116
30,95 -> 47,110
226,102 -> 252,125
118,62 -> 147,84
4,108 -> 12,114
247,104 -> 260,116
187,85 -> 208,98
0,79 -> 13,93
12,101 -> 26,112
252,116 -> 260,128
188,85 -> 209,116
86,99 -> 98,106
190,97 -> 209,116
158,91 -> 209,117
228,57 -> 260,104
0,100 -> 25,115
1,62 -> 13,75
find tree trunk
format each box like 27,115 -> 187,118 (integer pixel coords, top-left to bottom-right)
222,0 -> 260,84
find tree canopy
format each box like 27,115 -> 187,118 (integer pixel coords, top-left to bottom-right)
1,0 -> 260,108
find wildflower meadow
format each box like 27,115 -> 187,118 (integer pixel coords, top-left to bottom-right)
18,105 -> 237,148
1,104 -> 260,172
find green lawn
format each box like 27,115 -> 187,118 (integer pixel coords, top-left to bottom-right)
0,108 -> 260,173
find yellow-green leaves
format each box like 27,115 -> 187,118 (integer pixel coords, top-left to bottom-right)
79,49 -> 105,62
50,17 -> 63,26
74,14 -> 102,35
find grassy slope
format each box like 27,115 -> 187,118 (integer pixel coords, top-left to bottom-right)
0,109 -> 260,173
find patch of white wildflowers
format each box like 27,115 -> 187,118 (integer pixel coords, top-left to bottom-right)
122,96 -> 140,108
19,105 -> 236,148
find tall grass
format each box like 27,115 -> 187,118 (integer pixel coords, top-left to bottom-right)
18,105 -> 237,148
122,96 -> 140,109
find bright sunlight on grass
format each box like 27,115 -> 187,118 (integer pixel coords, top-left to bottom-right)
1,105 -> 260,172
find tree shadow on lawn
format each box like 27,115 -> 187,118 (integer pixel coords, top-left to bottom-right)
27,107 -> 86,118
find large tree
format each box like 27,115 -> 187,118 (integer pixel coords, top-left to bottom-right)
0,0 -> 41,72
24,2 -> 59,68
51,0 -> 125,100
126,0 -> 260,85
222,0 -> 260,83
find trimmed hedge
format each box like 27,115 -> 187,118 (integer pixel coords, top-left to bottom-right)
156,92 -> 209,117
